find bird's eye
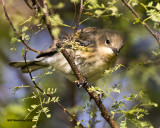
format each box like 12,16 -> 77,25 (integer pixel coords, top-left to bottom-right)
105,39 -> 110,44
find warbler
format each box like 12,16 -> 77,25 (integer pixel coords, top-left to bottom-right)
9,27 -> 125,82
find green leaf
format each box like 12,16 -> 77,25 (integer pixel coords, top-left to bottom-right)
10,48 -> 16,51
32,116 -> 38,121
47,97 -> 51,104
120,120 -> 127,128
46,114 -> 51,118
101,4 -> 105,8
156,3 -> 160,10
31,105 -> 38,109
133,18 -> 141,24
148,2 -> 153,7
51,27 -> 61,39
103,64 -> 124,76
54,2 -> 65,9
43,107 -> 49,113
47,88 -> 51,94
32,125 -> 37,128
11,37 -> 18,44
70,0 -> 79,4
22,26 -> 28,32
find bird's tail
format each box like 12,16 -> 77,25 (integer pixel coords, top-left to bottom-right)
9,60 -> 49,73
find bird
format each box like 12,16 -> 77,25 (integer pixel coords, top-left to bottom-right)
9,27 -> 125,82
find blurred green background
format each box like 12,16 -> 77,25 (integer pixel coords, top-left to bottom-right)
0,0 -> 160,128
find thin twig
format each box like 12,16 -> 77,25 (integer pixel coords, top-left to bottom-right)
121,0 -> 160,45
42,0 -> 54,40
1,0 -> 39,53
29,0 -> 52,36
69,2 -> 77,34
34,0 -> 42,8
25,0 -> 55,53
30,0 -> 55,51
73,0 -> 84,41
23,49 -> 84,128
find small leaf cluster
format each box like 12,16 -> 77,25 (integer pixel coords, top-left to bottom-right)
111,91 -> 157,128
86,64 -> 157,128
85,0 -> 121,18
130,0 -> 160,33
23,88 -> 58,128
32,66 -> 55,82
104,64 -> 124,77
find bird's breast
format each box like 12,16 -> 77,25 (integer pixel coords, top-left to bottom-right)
42,50 -> 117,82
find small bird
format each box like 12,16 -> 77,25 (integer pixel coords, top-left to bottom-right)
9,27 -> 125,82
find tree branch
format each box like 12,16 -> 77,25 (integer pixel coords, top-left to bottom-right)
3,0 -> 119,127
1,0 -> 39,53
72,0 -> 84,40
56,43 -> 119,128
121,0 -> 160,45
42,0 -> 54,40
56,1 -> 119,127
23,49 -> 84,128
28,0 -> 56,52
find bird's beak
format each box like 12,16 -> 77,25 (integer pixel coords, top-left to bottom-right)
112,48 -> 119,56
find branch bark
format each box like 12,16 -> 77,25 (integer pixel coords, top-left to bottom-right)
56,1 -> 119,127
56,43 -> 119,128
42,0 -> 54,40
2,0 -> 119,127
121,0 -> 160,45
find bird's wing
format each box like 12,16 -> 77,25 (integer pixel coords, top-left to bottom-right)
76,27 -> 97,47
36,49 -> 58,58
36,27 -> 98,58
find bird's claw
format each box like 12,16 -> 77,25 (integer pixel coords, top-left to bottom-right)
75,77 -> 88,88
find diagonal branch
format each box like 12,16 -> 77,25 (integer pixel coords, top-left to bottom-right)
56,43 -> 119,128
56,1 -> 119,128
121,0 -> 160,45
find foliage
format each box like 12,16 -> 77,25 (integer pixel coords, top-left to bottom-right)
24,88 -> 58,128
129,0 -> 160,34
1,0 -> 160,128
84,0 -> 121,18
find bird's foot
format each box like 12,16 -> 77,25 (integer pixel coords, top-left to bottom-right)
75,77 -> 88,88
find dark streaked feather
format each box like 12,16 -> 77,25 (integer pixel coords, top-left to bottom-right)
9,61 -> 48,73
21,61 -> 48,73
36,31 -> 96,58
36,49 -> 58,58
77,39 -> 94,46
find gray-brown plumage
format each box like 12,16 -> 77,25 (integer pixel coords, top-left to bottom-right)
9,27 -> 124,82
